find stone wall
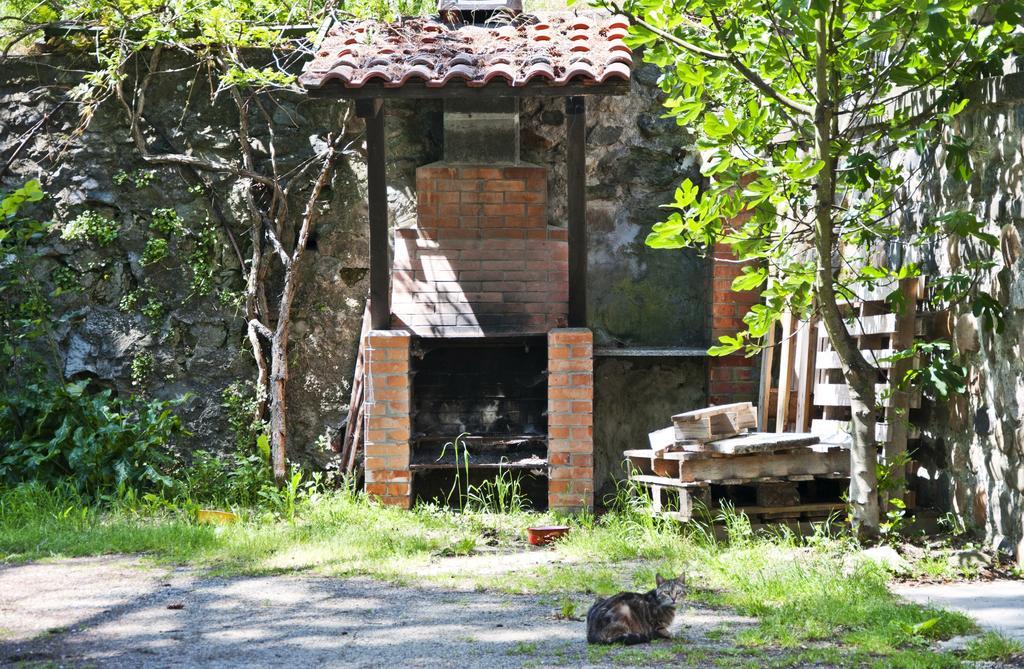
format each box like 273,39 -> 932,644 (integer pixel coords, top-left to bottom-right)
892,73 -> 1024,554
1,51 -> 709,482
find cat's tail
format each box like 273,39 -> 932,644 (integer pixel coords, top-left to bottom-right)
609,633 -> 650,645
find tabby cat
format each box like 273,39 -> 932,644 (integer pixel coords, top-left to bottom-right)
586,573 -> 686,645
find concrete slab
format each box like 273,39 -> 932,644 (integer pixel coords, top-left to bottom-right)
893,580 -> 1024,641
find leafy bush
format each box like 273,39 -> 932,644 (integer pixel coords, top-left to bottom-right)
0,380 -> 186,498
176,435 -> 273,508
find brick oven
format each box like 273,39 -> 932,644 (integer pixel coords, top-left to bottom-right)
300,3 -> 633,511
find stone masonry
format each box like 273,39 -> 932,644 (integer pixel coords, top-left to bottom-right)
548,328 -> 595,512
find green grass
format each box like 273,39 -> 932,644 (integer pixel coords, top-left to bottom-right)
963,632 -> 1024,662
1,481 -> 1017,668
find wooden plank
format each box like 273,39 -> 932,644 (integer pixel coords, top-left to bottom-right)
732,502 -> 845,516
794,316 -> 817,432
566,96 -> 587,327
358,98 -> 391,330
775,312 -> 796,433
817,314 -> 894,337
672,402 -> 756,422
648,426 -> 676,453
623,450 -> 654,476
812,383 -> 921,408
675,447 -> 848,484
672,402 -> 756,442
811,419 -> 920,442
815,348 -> 900,370
680,431 -> 820,455
758,321 -> 777,431
631,474 -> 709,490
652,455 -> 677,478
339,304 -> 371,459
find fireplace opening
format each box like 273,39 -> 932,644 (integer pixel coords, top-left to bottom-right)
409,335 -> 550,508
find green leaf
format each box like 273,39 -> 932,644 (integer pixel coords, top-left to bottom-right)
732,266 -> 767,291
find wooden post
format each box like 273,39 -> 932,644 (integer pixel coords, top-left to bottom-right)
357,98 -> 390,330
566,96 -> 586,327
794,315 -> 817,432
775,311 -> 796,432
757,321 -> 776,430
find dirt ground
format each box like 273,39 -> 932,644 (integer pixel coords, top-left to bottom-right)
0,555 -> 754,668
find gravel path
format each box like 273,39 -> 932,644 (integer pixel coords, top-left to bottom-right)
0,556 -> 753,668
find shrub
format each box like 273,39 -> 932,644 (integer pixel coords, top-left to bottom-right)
0,380 -> 186,498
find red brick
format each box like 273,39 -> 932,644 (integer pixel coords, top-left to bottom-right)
484,179 -> 525,191
504,166 -> 545,179
550,330 -> 592,344
550,386 -> 590,400
549,452 -> 571,466
459,166 -> 505,179
548,480 -> 571,493
502,189 -> 544,204
570,454 -> 593,467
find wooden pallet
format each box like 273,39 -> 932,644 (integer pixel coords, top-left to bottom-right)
671,402 -> 757,443
630,475 -> 709,521
760,278 -> 924,448
809,278 -> 923,486
625,425 -> 849,523
627,442 -> 848,484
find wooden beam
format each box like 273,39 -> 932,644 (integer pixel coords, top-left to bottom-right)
757,321 -> 777,431
358,98 -> 390,330
566,96 -> 587,327
775,311 -> 796,432
794,316 -> 817,432
305,78 -> 631,100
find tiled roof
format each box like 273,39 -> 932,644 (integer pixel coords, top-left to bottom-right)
299,14 -> 632,92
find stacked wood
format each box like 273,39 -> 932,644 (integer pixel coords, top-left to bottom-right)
671,402 -> 757,444
626,402 -> 849,523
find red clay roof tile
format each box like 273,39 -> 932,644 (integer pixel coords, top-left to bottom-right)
299,14 -> 633,92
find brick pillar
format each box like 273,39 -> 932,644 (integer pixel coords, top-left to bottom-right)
708,213 -> 761,406
363,330 -> 412,508
548,328 -> 594,512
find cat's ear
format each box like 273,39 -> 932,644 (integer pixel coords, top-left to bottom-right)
655,574 -> 665,586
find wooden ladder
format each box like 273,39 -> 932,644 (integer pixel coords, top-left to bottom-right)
337,302 -> 372,474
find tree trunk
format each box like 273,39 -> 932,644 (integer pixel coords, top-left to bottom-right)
265,138 -> 339,484
269,335 -> 289,483
813,8 -> 879,539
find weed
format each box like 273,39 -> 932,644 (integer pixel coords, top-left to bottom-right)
964,632 -> 1024,662
556,595 -> 578,620
507,641 -> 537,655
61,210 -> 119,246
467,464 -> 527,514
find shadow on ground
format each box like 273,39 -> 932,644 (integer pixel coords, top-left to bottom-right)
0,556 -> 752,668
